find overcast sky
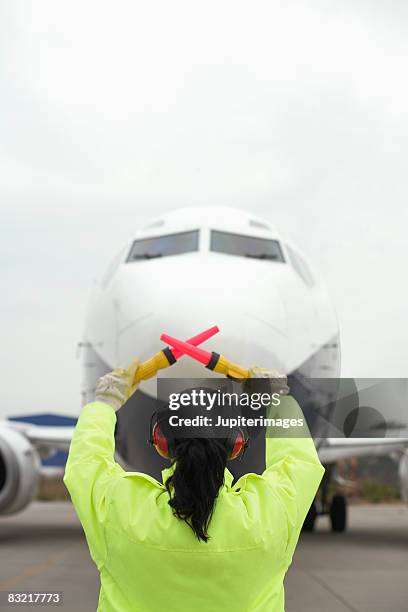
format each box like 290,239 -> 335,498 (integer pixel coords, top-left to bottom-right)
1,1 -> 408,416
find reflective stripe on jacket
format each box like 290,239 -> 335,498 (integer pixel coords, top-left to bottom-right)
63,396 -> 325,612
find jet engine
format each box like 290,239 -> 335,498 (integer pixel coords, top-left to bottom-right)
0,427 -> 41,515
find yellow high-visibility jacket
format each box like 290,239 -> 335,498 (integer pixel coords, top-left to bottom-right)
64,396 -> 324,612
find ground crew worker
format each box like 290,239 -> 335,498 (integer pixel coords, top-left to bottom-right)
64,359 -> 324,611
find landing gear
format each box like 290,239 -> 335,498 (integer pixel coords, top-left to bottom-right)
329,494 -> 347,532
302,465 -> 348,533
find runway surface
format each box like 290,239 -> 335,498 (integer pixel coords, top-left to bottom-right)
0,502 -> 407,611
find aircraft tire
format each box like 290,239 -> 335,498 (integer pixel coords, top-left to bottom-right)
330,495 -> 347,532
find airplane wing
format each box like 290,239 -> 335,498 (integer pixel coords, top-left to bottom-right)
4,421 -> 74,452
24,426 -> 74,450
2,420 -> 131,478
5,422 -> 408,466
318,437 -> 408,463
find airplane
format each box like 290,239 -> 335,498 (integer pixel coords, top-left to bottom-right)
1,206 -> 407,531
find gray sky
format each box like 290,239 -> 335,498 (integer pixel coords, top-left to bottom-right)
1,1 -> 408,416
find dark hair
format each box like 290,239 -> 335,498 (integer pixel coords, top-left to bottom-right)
165,438 -> 228,542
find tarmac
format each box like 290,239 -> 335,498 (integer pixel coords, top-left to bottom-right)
0,502 -> 407,611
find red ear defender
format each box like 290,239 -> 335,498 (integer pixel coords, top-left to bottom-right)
150,410 -> 247,461
228,430 -> 247,460
152,422 -> 171,459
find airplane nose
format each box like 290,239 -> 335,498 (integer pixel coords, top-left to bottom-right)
115,256 -> 289,394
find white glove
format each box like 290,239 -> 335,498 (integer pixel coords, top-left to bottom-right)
248,366 -> 289,395
95,358 -> 140,412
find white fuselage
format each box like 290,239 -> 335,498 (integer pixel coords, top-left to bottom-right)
81,207 -> 340,405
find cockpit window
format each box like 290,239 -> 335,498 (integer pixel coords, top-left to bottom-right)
210,230 -> 285,262
126,230 -> 199,262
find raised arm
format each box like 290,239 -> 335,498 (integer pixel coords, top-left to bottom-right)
265,394 -> 324,546
244,368 -> 325,563
63,358 -> 140,568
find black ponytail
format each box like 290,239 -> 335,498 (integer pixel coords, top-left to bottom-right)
165,438 -> 228,542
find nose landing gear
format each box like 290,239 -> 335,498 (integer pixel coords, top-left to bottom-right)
302,466 -> 348,533
329,494 -> 347,532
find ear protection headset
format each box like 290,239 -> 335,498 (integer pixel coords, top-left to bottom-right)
149,410 -> 248,461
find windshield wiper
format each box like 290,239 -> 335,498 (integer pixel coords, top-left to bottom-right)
132,252 -> 163,260
245,253 -> 278,260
